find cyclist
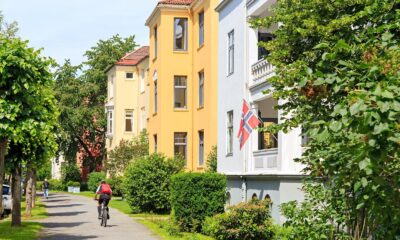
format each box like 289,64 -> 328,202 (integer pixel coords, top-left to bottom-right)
94,180 -> 112,219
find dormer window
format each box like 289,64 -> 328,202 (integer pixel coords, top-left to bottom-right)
126,72 -> 134,79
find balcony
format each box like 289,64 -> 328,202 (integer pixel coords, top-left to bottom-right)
252,148 -> 278,172
250,59 -> 274,87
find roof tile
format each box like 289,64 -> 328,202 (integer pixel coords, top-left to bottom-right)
158,0 -> 194,5
115,46 -> 149,66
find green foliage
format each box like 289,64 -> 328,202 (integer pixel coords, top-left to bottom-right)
107,176 -> 123,196
203,199 -> 274,240
37,160 -> 51,181
122,153 -> 184,213
60,163 -> 81,184
206,145 -> 217,172
252,0 -> 400,238
54,34 -> 137,171
47,179 -> 63,191
87,172 -> 106,192
80,182 -> 88,191
170,172 -> 226,232
107,130 -> 149,177
35,181 -> 43,190
66,181 -> 80,187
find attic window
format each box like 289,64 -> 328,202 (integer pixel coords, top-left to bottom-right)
126,72 -> 134,79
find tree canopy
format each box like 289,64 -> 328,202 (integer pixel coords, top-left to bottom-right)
253,0 -> 400,238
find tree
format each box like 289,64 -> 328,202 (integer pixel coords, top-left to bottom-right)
253,0 -> 400,238
107,130 -> 149,176
54,35 -> 137,172
206,145 -> 217,173
0,34 -> 58,225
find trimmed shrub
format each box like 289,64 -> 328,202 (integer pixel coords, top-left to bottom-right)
203,199 -> 274,240
60,162 -> 81,183
123,153 -> 184,213
87,172 -> 106,192
170,172 -> 227,232
36,181 -> 43,190
107,176 -> 123,196
47,179 -> 63,191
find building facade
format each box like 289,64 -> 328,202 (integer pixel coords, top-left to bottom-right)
105,46 -> 150,152
216,0 -> 305,222
146,0 -> 219,171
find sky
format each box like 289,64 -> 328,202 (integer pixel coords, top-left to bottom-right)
0,0 -> 158,65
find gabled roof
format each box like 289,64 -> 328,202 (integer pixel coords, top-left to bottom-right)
158,0 -> 194,5
116,46 -> 149,66
105,46 -> 149,73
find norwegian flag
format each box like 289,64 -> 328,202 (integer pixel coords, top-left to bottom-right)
237,99 -> 261,150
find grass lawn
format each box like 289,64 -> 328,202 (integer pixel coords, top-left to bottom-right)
0,196 -> 47,239
70,191 -> 213,240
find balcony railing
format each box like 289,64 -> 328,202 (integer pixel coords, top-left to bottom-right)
252,148 -> 278,171
250,59 -> 274,87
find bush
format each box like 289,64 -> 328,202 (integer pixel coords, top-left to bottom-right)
107,176 -> 123,196
170,172 -> 227,232
206,145 -> 217,172
36,181 -> 43,190
60,162 -> 81,183
203,199 -> 274,240
47,179 -> 63,191
122,153 -> 184,213
87,172 -> 106,192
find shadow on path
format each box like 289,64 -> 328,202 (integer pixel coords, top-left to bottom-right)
47,211 -> 87,217
45,204 -> 83,208
40,221 -> 87,228
39,233 -> 97,239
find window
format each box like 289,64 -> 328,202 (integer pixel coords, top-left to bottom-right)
154,80 -> 158,113
174,18 -> 188,51
228,30 -> 234,75
174,132 -> 187,160
174,76 -> 187,109
198,71 -> 204,107
140,107 -> 146,130
125,110 -> 134,132
252,193 -> 258,201
154,135 -> 158,152
140,69 -> 145,93
154,26 -> 158,58
126,72 -> 134,79
199,131 -> 204,166
258,32 -> 274,60
107,109 -> 114,135
199,11 -> 204,46
227,111 -> 233,154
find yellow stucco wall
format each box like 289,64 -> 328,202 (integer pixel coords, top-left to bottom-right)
147,0 -> 219,171
105,61 -> 149,152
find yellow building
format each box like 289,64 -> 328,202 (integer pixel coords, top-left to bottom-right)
105,46 -> 150,152
146,0 -> 219,171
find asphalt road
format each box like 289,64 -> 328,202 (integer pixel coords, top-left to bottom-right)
38,193 -> 160,240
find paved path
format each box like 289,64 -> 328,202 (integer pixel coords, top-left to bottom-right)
38,193 -> 159,240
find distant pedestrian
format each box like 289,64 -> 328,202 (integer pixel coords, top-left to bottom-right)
43,179 -> 50,199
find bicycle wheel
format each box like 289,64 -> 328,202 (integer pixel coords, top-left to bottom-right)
102,207 -> 107,227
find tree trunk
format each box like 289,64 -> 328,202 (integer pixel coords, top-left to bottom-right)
0,138 -> 7,218
25,168 -> 33,217
32,168 -> 37,208
11,165 -> 21,227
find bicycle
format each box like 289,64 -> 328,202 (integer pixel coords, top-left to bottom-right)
95,198 -> 109,227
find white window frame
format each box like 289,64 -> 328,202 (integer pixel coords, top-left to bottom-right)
124,110 -> 134,133
199,131 -> 204,166
140,69 -> 145,93
107,109 -> 114,136
174,18 -> 188,51
199,11 -> 204,46
174,132 -> 187,160
228,30 -> 234,75
125,72 -> 134,80
174,76 -> 187,109
226,111 -> 233,155
198,71 -> 204,107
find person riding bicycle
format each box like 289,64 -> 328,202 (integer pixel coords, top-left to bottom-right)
94,180 -> 112,219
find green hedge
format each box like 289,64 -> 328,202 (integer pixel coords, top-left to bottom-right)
170,172 -> 227,232
107,177 -> 123,197
87,172 -> 106,192
203,199 -> 274,240
36,179 -> 63,191
123,153 -> 184,213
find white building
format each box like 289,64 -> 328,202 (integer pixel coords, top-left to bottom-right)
216,0 -> 305,222
51,154 -> 65,180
